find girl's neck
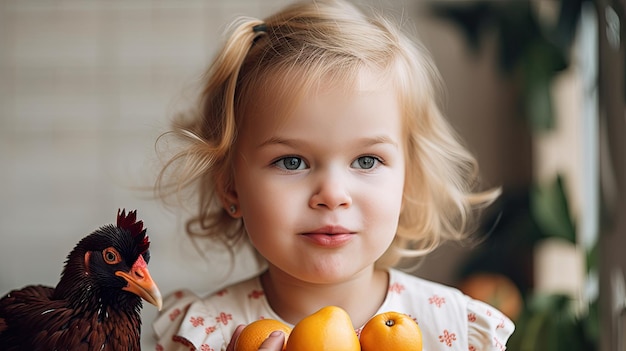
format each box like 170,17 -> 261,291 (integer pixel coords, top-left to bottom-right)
260,265 -> 389,328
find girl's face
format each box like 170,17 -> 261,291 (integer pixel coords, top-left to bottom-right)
230,69 -> 405,284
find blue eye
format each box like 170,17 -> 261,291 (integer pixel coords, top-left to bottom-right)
274,156 -> 307,170
352,156 -> 379,169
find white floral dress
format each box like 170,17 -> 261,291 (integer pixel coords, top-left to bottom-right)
152,269 -> 514,351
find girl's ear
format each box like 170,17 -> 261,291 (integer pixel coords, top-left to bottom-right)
216,175 -> 241,218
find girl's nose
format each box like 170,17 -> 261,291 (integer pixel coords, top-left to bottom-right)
308,171 -> 352,210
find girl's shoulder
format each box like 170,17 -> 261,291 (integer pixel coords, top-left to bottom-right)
384,269 -> 514,350
152,275 -> 276,351
384,268 -> 471,321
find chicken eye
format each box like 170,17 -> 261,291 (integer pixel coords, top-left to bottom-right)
102,247 -> 122,264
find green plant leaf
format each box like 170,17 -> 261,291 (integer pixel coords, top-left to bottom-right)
530,175 -> 576,243
586,240 -> 599,272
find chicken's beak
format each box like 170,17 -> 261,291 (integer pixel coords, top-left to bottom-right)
115,255 -> 163,310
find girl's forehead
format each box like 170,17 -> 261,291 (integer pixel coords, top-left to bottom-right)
235,72 -> 405,152
237,74 -> 405,153
241,65 -> 396,124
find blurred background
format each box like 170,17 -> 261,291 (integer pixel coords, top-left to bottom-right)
0,0 -> 623,350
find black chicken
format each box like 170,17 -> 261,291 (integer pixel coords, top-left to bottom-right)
0,209 -> 162,350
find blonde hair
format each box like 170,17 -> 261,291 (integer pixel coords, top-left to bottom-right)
156,0 -> 499,268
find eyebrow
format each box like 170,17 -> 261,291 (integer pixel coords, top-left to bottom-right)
361,135 -> 400,149
257,136 -> 298,149
257,135 -> 399,149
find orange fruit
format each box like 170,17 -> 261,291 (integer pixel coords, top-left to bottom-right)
235,319 -> 292,351
285,306 -> 360,351
359,311 -> 422,351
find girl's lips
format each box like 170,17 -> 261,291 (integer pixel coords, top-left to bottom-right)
307,225 -> 352,235
301,233 -> 355,247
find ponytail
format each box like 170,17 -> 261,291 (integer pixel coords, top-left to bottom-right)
199,17 -> 266,153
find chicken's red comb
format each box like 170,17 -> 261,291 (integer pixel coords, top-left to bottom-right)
117,209 -> 150,253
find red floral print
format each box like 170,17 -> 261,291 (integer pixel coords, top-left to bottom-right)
497,318 -> 506,329
467,313 -> 476,322
189,316 -> 204,327
439,329 -> 457,347
429,295 -> 446,308
388,282 -> 405,294
155,344 -> 164,351
494,336 -> 505,351
216,289 -> 228,297
169,308 -> 181,321
174,290 -> 185,299
215,312 -> 233,325
205,325 -> 217,335
200,344 -> 214,351
468,345 -> 476,351
248,290 -> 264,299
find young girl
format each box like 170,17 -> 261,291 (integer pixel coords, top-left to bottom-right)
152,0 -> 514,350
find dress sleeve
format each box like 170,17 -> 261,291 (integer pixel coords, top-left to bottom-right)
466,298 -> 515,351
152,289 -> 234,351
152,289 -> 203,350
